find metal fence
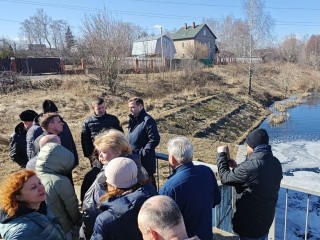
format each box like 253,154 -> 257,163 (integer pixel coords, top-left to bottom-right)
154,152 -> 320,240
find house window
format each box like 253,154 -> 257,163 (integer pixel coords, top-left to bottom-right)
182,42 -> 184,48
203,29 -> 207,36
208,42 -> 211,48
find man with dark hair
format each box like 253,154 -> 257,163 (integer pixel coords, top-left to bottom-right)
26,99 -> 78,166
34,113 -> 77,184
9,110 -> 38,167
33,114 -> 64,155
81,96 -> 123,165
160,136 -> 220,240
217,128 -> 283,240
138,195 -> 200,240
128,97 -> 160,180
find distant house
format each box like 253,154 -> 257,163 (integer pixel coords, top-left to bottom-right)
172,22 -> 217,61
131,35 -> 176,59
28,44 -> 46,52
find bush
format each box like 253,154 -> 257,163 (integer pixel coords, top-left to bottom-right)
0,72 -> 32,94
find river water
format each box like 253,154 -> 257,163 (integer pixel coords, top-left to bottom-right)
259,94 -> 320,240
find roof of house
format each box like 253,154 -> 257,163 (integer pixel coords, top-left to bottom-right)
172,23 -> 217,40
133,34 -> 169,43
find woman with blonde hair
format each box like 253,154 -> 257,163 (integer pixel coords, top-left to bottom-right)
80,129 -> 149,239
0,169 -> 66,240
81,129 -> 132,204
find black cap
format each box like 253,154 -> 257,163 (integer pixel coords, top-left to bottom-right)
19,110 -> 38,121
246,128 -> 269,149
42,100 -> 58,113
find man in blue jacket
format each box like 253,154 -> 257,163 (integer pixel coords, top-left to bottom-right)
128,97 -> 160,182
159,136 -> 221,240
217,128 -> 283,240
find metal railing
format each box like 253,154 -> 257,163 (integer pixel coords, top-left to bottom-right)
155,152 -> 320,240
269,183 -> 320,240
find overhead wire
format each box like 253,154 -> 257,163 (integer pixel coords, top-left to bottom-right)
1,0 -> 320,27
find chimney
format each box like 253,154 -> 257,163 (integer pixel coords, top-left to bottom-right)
192,22 -> 196,28
184,23 -> 188,29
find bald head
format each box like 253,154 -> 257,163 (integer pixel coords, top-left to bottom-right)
39,134 -> 61,149
138,196 -> 187,240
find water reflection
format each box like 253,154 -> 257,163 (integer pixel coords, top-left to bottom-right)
260,93 -> 320,143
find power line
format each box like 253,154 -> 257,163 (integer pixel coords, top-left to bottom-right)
1,0 -> 320,27
0,0 -> 104,11
132,0 -> 320,11
0,18 -> 21,23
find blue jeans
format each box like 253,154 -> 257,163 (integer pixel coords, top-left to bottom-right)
239,233 -> 268,240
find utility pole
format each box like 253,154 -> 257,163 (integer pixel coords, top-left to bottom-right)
160,27 -> 164,67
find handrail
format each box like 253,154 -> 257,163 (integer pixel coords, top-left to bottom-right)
280,182 -> 320,197
155,152 -> 320,240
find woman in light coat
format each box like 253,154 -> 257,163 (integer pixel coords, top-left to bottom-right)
36,141 -> 81,239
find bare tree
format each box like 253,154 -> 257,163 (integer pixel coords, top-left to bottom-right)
305,35 -> 320,70
34,9 -> 52,49
51,20 -> 67,50
278,63 -> 295,97
20,9 -> 69,54
205,16 -> 248,57
82,12 -> 133,94
242,0 -> 274,94
184,41 -> 209,59
279,34 -> 302,63
0,38 -> 14,59
20,19 -> 37,45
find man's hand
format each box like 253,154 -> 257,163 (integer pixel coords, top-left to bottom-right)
218,145 -> 237,168
217,145 -> 228,153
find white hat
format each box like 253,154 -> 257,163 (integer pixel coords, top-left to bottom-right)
105,157 -> 138,188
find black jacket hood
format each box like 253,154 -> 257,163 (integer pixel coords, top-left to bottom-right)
14,122 -> 27,135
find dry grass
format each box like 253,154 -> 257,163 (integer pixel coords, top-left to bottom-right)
0,63 -> 319,185
273,99 -> 301,112
273,92 -> 312,113
268,112 -> 290,126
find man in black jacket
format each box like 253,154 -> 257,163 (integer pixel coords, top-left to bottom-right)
217,128 -> 283,240
26,99 -> 78,166
81,97 -> 123,165
9,110 -> 38,167
128,97 -> 160,181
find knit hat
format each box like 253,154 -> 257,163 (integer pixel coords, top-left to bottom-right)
246,128 -> 269,149
105,157 -> 138,189
42,100 -> 58,113
19,110 -> 38,121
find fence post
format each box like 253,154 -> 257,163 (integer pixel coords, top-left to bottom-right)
10,57 -> 17,73
135,58 -> 139,71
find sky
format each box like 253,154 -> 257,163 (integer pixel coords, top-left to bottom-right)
0,0 -> 320,42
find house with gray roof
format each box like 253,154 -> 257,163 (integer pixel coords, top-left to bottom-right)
172,22 -> 217,61
131,35 -> 176,59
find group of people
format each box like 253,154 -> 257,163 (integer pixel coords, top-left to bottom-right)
1,95 -> 283,240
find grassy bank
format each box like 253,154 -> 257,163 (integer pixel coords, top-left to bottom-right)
0,63 -> 319,183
